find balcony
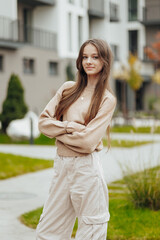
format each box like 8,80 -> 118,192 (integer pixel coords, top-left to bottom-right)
18,0 -> 56,6
88,0 -> 105,19
141,6 -> 160,26
0,16 -> 57,51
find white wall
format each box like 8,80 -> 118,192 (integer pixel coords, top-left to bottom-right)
33,5 -> 58,32
32,0 -> 89,59
57,0 -> 89,59
108,0 -> 145,64
0,0 -> 17,19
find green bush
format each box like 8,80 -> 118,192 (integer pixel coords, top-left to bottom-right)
66,63 -> 75,81
123,167 -> 160,210
148,97 -> 160,112
0,74 -> 28,132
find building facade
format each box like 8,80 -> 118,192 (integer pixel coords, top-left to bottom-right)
0,0 -> 160,115
0,0 -> 88,114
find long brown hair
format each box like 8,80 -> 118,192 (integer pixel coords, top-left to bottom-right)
55,39 -> 113,126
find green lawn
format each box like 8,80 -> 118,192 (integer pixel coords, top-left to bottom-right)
20,192 -> 160,239
1,151 -> 160,239
108,193 -> 160,240
111,125 -> 160,134
20,166 -> 160,239
103,139 -> 154,148
0,133 -> 56,145
0,153 -> 53,180
0,133 -> 155,148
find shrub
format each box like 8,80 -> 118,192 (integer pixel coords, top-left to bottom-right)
66,63 -> 75,81
0,74 -> 28,132
123,167 -> 160,210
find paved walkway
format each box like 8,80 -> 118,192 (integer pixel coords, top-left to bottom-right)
0,133 -> 160,239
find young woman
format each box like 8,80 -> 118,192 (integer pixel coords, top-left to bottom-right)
36,39 -> 116,240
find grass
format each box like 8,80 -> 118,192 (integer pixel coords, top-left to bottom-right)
0,152 -> 53,180
20,192 -> 160,239
0,133 -> 56,145
20,166 -> 160,239
123,166 -> 160,210
103,139 -> 154,148
0,133 -> 155,148
111,125 -> 160,134
20,207 -> 43,229
108,193 -> 160,240
20,208 -> 78,237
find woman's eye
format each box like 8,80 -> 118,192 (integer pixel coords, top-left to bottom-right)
93,56 -> 98,59
83,56 -> 87,59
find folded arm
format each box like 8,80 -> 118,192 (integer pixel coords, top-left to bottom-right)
56,95 -> 116,153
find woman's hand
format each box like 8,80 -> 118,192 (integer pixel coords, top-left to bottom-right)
66,122 -> 85,134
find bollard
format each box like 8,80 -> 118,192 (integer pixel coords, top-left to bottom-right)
30,117 -> 34,145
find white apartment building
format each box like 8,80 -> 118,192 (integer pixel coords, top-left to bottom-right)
89,0 -> 159,112
0,0 -> 89,114
0,0 -> 159,115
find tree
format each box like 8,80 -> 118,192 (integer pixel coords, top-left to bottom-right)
126,54 -> 144,111
145,31 -> 160,89
152,70 -> 160,84
66,63 -> 75,81
113,54 -> 143,115
145,31 -> 160,113
0,74 -> 28,133
113,65 -> 129,118
144,32 -> 160,67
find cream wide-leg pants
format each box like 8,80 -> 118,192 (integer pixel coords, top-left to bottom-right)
36,151 -> 110,240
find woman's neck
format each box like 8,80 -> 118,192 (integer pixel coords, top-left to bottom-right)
87,74 -> 99,88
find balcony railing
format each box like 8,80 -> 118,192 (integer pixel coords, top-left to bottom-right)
18,0 -> 56,6
88,0 -> 105,18
0,16 -> 57,51
142,6 -> 160,25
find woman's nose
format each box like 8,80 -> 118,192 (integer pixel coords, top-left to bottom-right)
87,57 -> 92,63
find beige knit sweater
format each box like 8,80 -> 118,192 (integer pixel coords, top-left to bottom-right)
38,81 -> 116,157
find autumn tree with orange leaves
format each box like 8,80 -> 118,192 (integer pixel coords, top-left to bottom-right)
113,53 -> 143,115
145,32 -> 160,115
145,32 -> 160,85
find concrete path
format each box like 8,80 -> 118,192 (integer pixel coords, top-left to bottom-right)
0,133 -> 160,240
0,169 -> 51,240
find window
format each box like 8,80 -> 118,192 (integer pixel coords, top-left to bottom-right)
23,58 -> 34,74
128,0 -> 137,21
129,30 -> 138,55
49,62 -> 58,75
110,3 -> 119,22
111,45 -> 119,61
0,55 -> 3,72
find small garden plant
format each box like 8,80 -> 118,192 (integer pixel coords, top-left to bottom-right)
123,166 -> 160,210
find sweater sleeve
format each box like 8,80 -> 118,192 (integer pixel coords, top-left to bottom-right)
56,94 -> 116,153
38,81 -> 84,138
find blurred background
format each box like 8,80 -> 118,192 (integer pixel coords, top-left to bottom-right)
0,0 -> 160,133
0,1 -> 160,239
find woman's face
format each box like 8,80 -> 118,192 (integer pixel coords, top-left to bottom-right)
82,44 -> 103,77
